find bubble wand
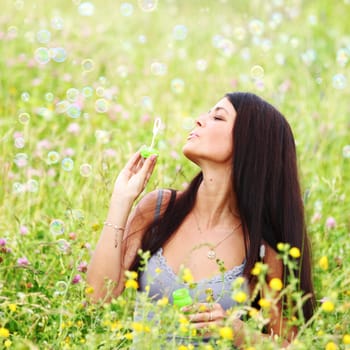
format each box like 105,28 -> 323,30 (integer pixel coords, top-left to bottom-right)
140,117 -> 161,158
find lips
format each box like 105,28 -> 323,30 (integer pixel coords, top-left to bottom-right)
187,132 -> 199,140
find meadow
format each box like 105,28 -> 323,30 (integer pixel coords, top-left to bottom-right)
0,0 -> 349,348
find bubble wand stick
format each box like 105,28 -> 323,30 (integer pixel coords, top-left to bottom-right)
140,117 -> 161,158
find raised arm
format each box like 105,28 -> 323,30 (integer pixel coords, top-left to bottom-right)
86,151 -> 157,302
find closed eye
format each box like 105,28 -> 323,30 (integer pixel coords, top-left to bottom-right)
213,115 -> 224,120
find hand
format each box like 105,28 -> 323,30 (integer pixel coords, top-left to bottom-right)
183,302 -> 226,330
113,151 -> 157,200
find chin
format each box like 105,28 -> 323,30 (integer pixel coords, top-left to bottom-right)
182,145 -> 200,165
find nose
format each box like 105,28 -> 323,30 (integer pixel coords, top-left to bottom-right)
196,114 -> 206,127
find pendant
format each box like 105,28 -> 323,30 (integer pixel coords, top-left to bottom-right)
207,249 -> 216,260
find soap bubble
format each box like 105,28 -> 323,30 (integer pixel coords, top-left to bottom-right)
55,100 -> 69,114
67,105 -> 81,118
196,59 -> 208,71
95,130 -> 109,143
171,78 -> 185,94
218,38 -> 235,57
141,96 -> 153,110
150,61 -> 167,76
95,99 -> 109,113
50,219 -> 65,236
51,16 -> 64,30
36,29 -> 51,44
343,145 -> 350,158
336,48 -> 349,67
82,86 -> 94,97
14,153 -> 28,167
54,281 -> 67,296
21,92 -> 30,102
13,182 -> 25,194
66,88 -> 79,102
61,158 -> 74,171
34,47 -> 50,64
78,2 -> 95,16
82,58 -> 95,72
96,87 -> 105,97
27,179 -> 39,193
138,34 -> 147,44
138,0 -> 158,11
14,137 -> 25,149
248,19 -> 264,36
250,65 -> 264,80
57,239 -> 71,253
80,164 -> 92,177
45,92 -> 54,102
301,49 -> 316,66
50,47 -> 67,63
47,151 -> 60,164
173,24 -> 188,40
18,112 -> 30,124
332,74 -> 347,90
120,2 -> 133,16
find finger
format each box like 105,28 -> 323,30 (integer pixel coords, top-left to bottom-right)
189,311 -> 213,323
124,151 -> 142,172
139,154 -> 157,179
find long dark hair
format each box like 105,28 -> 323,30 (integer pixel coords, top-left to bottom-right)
129,92 -> 315,321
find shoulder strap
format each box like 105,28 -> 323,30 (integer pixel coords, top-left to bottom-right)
154,189 -> 177,220
154,189 -> 164,220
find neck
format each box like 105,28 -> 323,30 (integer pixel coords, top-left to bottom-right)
194,166 -> 239,230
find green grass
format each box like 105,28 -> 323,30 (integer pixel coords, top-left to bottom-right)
0,0 -> 349,349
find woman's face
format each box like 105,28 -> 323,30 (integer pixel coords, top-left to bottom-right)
183,97 -> 237,166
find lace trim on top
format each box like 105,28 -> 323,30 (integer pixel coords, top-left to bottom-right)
155,248 -> 245,284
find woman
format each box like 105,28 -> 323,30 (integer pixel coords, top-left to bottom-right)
87,92 -> 315,347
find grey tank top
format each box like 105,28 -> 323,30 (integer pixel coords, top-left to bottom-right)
138,247 -> 245,310
137,189 -> 246,310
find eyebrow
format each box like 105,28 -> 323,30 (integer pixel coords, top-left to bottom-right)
209,106 -> 229,115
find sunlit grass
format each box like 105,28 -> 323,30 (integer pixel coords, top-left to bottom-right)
0,0 -> 349,348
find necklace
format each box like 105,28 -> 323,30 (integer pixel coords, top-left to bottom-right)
193,211 -> 242,260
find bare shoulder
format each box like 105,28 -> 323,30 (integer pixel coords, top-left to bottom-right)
262,240 -> 283,281
135,188 -> 176,216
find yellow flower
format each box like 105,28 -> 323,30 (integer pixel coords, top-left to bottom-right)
325,341 -> 338,350
233,291 -> 248,303
319,256 -> 329,270
179,315 -> 189,325
8,303 -> 17,312
289,247 -> 301,259
245,347 -> 256,350
232,276 -> 245,288
125,271 -> 138,280
4,340 -> 12,348
124,332 -> 133,340
157,296 -> 169,306
258,298 -> 271,309
251,262 -> 262,276
321,300 -> 335,312
182,268 -> 194,284
343,334 -> 350,344
125,279 -> 138,289
85,286 -> 94,295
91,223 -> 100,231
219,326 -> 234,340
155,267 -> 162,274
132,322 -> 145,332
0,327 -> 10,338
178,346 -> 188,350
277,242 -> 286,251
249,308 -> 258,318
269,277 -> 283,291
